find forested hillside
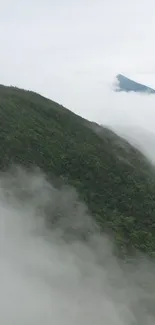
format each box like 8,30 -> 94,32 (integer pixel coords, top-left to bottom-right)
0,84 -> 155,255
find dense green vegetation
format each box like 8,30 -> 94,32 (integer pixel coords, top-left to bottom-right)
0,84 -> 155,255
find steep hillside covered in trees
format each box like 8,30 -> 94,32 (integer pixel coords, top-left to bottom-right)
0,84 -> 155,255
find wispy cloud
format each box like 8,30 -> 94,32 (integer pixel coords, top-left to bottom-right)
1,167 -> 155,324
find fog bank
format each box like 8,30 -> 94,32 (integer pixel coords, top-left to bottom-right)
0,167 -> 155,324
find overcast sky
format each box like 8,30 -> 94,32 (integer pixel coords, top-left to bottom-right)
1,0 -> 155,130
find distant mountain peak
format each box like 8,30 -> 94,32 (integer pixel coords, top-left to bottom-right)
114,74 -> 155,94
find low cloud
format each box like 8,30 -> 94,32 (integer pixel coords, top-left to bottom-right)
0,166 -> 155,324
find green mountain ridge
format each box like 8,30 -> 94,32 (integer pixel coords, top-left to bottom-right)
0,84 -> 155,256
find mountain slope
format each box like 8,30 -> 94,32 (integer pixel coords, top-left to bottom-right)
115,74 -> 155,94
111,125 -> 155,164
0,84 -> 155,255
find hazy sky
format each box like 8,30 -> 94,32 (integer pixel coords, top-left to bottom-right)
1,0 -> 155,129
